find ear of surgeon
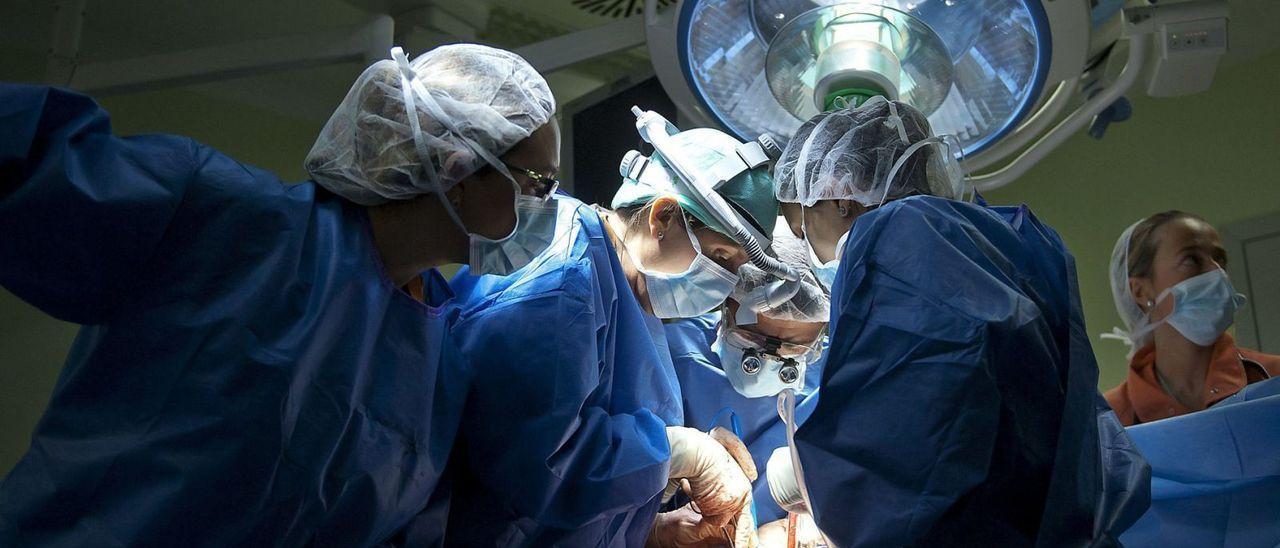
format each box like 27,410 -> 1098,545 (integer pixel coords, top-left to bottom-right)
613,197 -> 749,318
449,120 -> 561,240
624,197 -> 749,274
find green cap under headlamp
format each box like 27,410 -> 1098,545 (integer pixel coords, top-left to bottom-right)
611,127 -> 778,248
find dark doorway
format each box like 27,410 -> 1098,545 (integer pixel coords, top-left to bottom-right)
570,76 -> 677,206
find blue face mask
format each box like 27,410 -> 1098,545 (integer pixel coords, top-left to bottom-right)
469,192 -> 559,276
714,328 -> 814,398
804,225 -> 847,293
629,212 -> 740,319
1131,269 -> 1247,347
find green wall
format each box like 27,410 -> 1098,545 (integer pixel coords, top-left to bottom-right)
2,48 -> 1278,477
985,48 -> 1280,389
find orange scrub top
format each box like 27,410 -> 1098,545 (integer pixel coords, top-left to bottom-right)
1105,333 -> 1280,426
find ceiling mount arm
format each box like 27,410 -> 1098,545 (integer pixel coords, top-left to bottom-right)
963,76 -> 1077,173
968,33 -> 1147,192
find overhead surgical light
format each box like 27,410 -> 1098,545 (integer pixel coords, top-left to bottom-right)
765,4 -> 955,117
665,0 -> 1049,159
643,0 -> 1231,190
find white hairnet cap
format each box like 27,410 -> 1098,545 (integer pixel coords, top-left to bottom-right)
774,96 -> 961,207
1103,220 -> 1148,354
305,43 -> 556,206
733,221 -> 830,323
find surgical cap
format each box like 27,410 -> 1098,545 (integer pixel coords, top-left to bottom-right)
305,44 -> 556,206
1106,220 -> 1148,351
774,96 -> 959,208
611,127 -> 778,244
733,222 -> 830,323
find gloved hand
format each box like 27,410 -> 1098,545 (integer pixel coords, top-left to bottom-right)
757,514 -> 823,548
765,447 -> 807,515
648,497 -> 758,547
648,426 -> 758,547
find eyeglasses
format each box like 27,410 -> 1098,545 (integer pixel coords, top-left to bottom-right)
503,162 -> 560,202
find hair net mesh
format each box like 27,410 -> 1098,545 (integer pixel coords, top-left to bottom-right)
1104,219 -> 1148,353
774,96 -> 959,207
733,223 -> 830,323
305,43 -> 555,206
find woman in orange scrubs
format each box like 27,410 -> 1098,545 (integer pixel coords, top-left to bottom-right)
1103,211 -> 1280,425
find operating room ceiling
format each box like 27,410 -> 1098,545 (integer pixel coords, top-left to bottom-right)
0,0 -> 1276,125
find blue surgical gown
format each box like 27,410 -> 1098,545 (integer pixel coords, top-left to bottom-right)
663,312 -> 821,523
798,197 -> 1148,546
0,84 -> 465,546
442,198 -> 683,546
1122,376 -> 1280,548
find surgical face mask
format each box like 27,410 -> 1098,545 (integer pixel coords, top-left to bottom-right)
469,190 -> 559,276
629,212 -> 739,319
802,213 -> 847,292
714,329 -> 813,398
806,233 -> 845,292
1131,269 -> 1246,347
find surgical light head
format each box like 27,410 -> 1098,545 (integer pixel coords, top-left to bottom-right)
668,0 -> 1049,158
765,3 -> 954,118
306,44 -> 556,206
774,96 -> 964,208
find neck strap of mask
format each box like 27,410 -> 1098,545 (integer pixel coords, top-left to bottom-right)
391,47 -> 469,234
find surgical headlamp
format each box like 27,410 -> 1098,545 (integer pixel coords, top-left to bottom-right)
621,107 -> 801,281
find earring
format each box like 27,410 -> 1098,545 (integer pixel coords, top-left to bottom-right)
837,206 -> 849,217
1146,299 -> 1153,308
657,232 -> 665,241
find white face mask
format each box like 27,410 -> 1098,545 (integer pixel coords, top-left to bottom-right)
1130,269 -> 1247,347
629,211 -> 740,319
469,189 -> 559,276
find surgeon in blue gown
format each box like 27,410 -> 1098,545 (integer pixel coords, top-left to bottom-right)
0,43 -> 560,546
439,121 -> 781,546
664,222 -> 829,526
770,97 -> 1150,546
